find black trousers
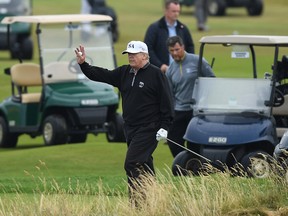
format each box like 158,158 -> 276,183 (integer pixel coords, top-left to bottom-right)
167,110 -> 193,157
123,122 -> 159,197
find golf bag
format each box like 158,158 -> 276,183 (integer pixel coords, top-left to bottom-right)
87,0 -> 119,42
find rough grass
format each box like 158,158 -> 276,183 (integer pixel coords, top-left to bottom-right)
0,166 -> 288,216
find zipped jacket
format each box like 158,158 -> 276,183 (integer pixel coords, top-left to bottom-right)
144,16 -> 195,68
80,62 -> 174,130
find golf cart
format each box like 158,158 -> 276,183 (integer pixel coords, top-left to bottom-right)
172,35 -> 288,178
0,0 -> 33,59
0,14 -> 125,147
179,0 -> 263,16
273,56 -> 288,176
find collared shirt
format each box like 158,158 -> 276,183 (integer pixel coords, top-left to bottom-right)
129,62 -> 150,87
166,20 -> 177,64
166,21 -> 177,37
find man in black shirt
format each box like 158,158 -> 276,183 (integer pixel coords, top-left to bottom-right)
75,41 -> 173,204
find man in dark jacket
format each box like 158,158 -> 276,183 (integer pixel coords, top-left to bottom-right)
144,0 -> 195,73
75,41 -> 174,205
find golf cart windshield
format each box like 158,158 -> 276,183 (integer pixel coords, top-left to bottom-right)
41,21 -> 114,83
191,35 -> 288,117
192,77 -> 272,116
1,14 -> 115,83
0,0 -> 31,15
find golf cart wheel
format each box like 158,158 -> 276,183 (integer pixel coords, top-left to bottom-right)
43,115 -> 68,146
172,150 -> 203,176
241,150 -> 273,178
10,44 -> 19,59
208,0 -> 226,16
20,37 -> 33,60
10,37 -> 33,60
246,0 -> 263,16
106,113 -> 125,143
0,116 -> 18,148
68,133 -> 87,144
283,158 -> 288,182
274,157 -> 288,179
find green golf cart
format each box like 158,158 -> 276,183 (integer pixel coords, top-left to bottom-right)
0,14 -> 125,147
0,0 -> 33,59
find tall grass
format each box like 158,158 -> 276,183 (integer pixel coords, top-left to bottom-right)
0,165 -> 288,216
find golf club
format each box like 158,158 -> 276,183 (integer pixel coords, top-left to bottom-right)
164,137 -> 224,170
166,137 -> 212,163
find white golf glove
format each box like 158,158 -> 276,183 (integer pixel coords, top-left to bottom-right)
156,128 -> 168,141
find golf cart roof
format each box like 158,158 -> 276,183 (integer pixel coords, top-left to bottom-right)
1,14 -> 112,24
200,35 -> 288,46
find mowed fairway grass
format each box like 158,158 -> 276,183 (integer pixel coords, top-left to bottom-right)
0,0 -> 288,215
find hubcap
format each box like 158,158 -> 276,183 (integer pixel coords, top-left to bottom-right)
44,123 -> 53,143
285,170 -> 288,183
250,158 -> 270,178
107,122 -> 116,140
208,1 -> 218,15
186,158 -> 202,174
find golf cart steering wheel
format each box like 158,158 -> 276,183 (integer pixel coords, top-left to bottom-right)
274,88 -> 285,107
68,56 -> 93,74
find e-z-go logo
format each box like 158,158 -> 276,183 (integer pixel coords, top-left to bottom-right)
208,137 -> 227,144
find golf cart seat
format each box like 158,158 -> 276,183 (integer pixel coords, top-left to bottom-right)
273,56 -> 288,117
273,95 -> 288,116
275,55 -> 288,82
44,61 -> 78,83
280,55 -> 288,73
10,63 -> 42,103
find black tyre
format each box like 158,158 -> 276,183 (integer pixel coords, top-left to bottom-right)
68,133 -> 87,144
10,43 -> 20,59
241,150 -> 273,178
21,37 -> 33,60
247,0 -> 263,16
283,158 -> 288,182
106,113 -> 125,143
43,115 -> 68,145
0,116 -> 18,148
274,157 -> 288,178
208,0 -> 226,16
10,37 -> 33,60
172,150 -> 203,176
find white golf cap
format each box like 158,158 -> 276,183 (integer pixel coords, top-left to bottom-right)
122,41 -> 148,54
